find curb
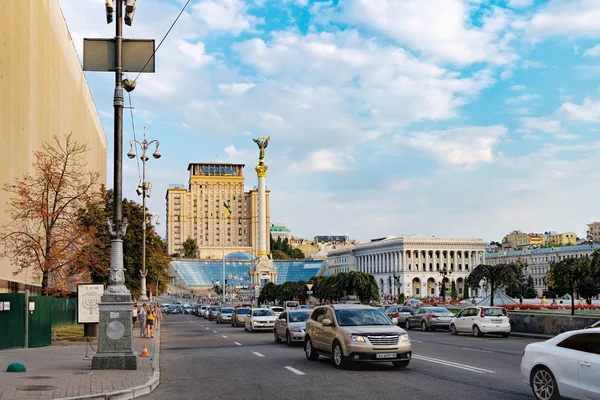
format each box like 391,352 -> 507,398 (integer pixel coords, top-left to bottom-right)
510,332 -> 554,340
57,326 -> 161,400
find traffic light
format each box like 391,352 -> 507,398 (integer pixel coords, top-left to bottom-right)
124,0 -> 136,26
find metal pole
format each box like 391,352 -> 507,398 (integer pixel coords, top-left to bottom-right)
222,211 -> 225,303
113,0 -> 123,239
24,289 -> 29,349
139,145 -> 148,301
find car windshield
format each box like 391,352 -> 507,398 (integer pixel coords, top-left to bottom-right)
271,307 -> 284,312
253,309 -> 275,317
334,309 -> 393,326
236,308 -> 250,314
484,308 -> 507,317
221,308 -> 234,313
210,307 -> 220,311
288,312 -> 311,322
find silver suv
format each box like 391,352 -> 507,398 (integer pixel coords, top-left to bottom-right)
304,304 -> 412,369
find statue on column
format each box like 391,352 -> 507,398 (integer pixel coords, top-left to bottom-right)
253,137 -> 270,166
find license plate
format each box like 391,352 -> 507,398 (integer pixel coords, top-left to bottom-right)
492,319 -> 502,323
376,353 -> 397,359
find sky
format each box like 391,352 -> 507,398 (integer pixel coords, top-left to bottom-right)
59,0 -> 600,244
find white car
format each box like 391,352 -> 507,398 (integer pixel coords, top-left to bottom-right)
268,306 -> 284,318
450,306 -> 511,337
244,308 -> 276,332
521,328 -> 600,400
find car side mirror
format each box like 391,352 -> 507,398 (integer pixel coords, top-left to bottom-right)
322,318 -> 332,326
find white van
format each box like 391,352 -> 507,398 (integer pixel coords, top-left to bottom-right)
284,301 -> 299,310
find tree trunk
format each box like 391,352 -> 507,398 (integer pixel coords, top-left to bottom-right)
41,270 -> 49,295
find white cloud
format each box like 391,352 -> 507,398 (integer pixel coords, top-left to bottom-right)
224,144 -> 249,159
559,97 -> 600,122
291,149 -> 355,172
191,0 -> 263,35
518,117 -> 561,134
523,0 -> 600,42
505,93 -> 542,104
260,112 -> 285,124
584,43 -> 600,57
327,0 -> 517,65
218,83 -> 255,96
400,125 -> 507,166
508,85 -> 526,91
507,0 -> 534,8
522,60 -> 545,69
177,40 -> 214,66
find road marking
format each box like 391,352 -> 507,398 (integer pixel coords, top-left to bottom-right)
284,366 -> 305,375
222,335 -> 228,338
234,342 -> 242,346
460,347 -> 493,353
411,340 -> 423,343
205,327 -> 210,330
412,355 -> 495,374
253,352 -> 265,357
213,330 -> 218,333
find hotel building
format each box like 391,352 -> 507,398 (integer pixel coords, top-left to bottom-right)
165,163 -> 270,258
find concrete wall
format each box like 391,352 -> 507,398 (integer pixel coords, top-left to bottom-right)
0,0 -> 107,292
510,312 -> 599,335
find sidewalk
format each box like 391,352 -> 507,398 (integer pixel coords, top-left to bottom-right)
0,325 -> 160,400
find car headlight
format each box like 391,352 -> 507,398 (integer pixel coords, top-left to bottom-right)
292,327 -> 303,332
400,334 -> 410,342
348,334 -> 366,343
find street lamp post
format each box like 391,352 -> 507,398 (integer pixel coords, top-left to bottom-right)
439,266 -> 452,300
127,132 -> 160,302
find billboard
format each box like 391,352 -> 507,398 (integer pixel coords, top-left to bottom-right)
77,283 -> 104,324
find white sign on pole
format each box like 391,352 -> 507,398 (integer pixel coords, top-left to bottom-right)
78,283 -> 104,324
306,284 -> 314,291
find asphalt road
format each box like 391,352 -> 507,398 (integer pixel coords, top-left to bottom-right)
143,313 -> 540,400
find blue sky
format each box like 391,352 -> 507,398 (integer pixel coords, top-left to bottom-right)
60,0 -> 600,243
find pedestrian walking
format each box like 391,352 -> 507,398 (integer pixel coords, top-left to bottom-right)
132,304 -> 138,327
138,303 -> 148,338
146,305 -> 156,338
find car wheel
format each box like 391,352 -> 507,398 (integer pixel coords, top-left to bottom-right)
332,341 -> 346,369
450,324 -> 458,335
473,325 -> 483,337
421,321 -> 428,332
404,320 -> 411,330
530,367 -> 560,400
274,330 -> 281,343
305,337 -> 319,361
392,360 -> 410,369
502,332 -> 510,338
286,331 -> 293,346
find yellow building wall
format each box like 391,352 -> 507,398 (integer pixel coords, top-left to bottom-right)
0,0 -> 106,292
549,232 -> 577,246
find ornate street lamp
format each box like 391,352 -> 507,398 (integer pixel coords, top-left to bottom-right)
127,130 -> 160,301
439,266 -> 452,300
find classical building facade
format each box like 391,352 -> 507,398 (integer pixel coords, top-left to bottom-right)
270,224 -> 291,242
486,243 -> 600,297
0,1 -> 107,294
165,163 -> 270,258
326,236 -> 487,299
548,232 -> 577,246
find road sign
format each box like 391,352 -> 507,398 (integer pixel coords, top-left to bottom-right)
306,284 -> 314,291
83,39 -> 155,72
306,291 -> 313,295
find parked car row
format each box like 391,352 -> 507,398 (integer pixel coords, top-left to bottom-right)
387,305 -> 512,338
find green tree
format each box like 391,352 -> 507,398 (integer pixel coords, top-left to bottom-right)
182,238 -> 198,258
549,257 -> 591,315
258,281 -> 277,304
289,248 -> 305,259
79,189 -> 170,299
272,249 -> 290,260
450,280 -> 457,302
524,275 -> 537,299
467,263 -> 522,306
